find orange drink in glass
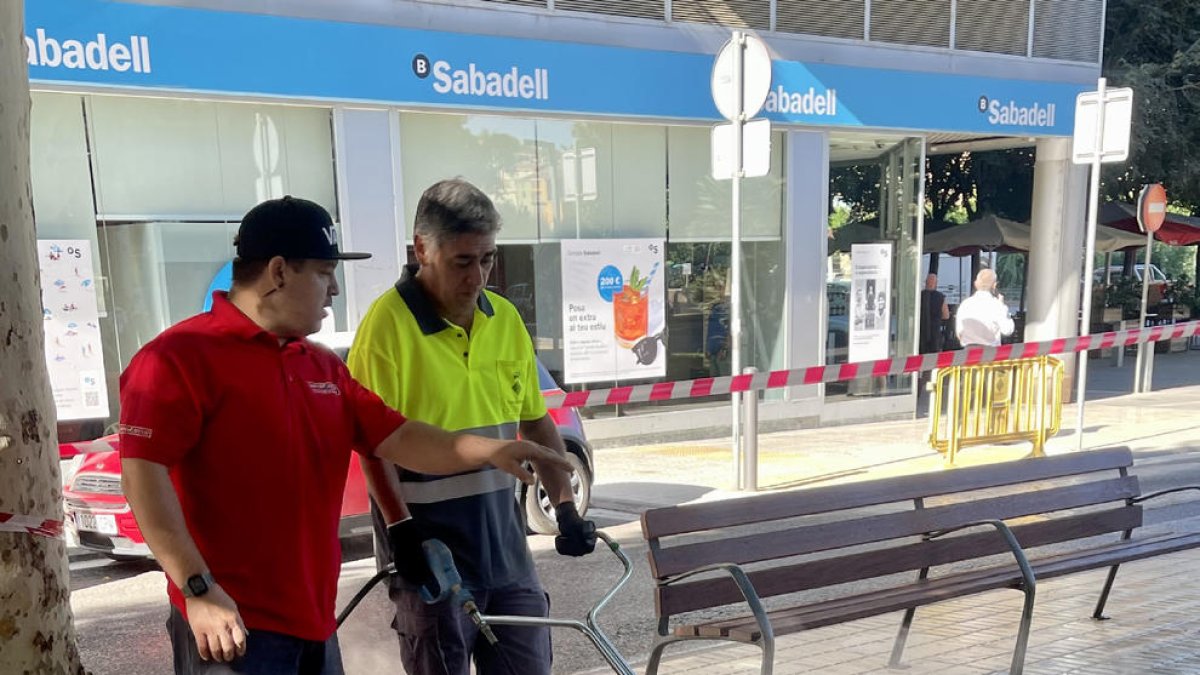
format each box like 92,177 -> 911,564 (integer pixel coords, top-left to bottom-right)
613,285 -> 648,347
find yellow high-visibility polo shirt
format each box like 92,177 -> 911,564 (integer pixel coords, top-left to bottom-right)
348,265 -> 546,588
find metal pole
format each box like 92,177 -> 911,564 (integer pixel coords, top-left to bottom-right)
730,31 -> 746,483
573,142 -> 582,240
1134,229 -> 1152,393
1076,77 -> 1106,451
1146,328 -> 1157,389
742,367 -> 759,492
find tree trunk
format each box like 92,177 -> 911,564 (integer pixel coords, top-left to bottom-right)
0,3 -> 85,672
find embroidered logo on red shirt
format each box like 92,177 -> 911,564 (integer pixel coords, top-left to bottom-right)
118,424 -> 153,438
307,382 -> 342,396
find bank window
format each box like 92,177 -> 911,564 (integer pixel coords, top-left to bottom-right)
87,96 -> 336,219
399,112 -> 540,242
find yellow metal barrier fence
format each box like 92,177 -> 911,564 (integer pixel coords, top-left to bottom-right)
929,356 -> 1064,466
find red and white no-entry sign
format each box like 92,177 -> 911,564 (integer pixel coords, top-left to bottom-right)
1138,183 -> 1167,234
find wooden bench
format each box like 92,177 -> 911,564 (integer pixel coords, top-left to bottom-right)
640,447 -> 1200,675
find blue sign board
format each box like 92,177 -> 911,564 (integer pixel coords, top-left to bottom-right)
25,0 -> 1086,135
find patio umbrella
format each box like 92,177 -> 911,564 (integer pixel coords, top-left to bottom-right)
1100,201 -> 1200,246
1094,222 -> 1151,252
923,215 -> 1030,255
924,214 -> 1149,255
830,218 -> 956,254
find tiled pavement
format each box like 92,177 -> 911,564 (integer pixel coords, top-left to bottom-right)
620,549 -> 1200,674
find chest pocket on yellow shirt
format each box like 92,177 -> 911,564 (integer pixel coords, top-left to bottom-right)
496,359 -> 528,418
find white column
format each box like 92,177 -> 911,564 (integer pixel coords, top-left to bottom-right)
1026,137 -> 1088,395
332,107 -> 406,328
784,130 -> 830,401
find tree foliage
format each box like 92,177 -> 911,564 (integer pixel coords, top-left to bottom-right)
1102,0 -> 1200,211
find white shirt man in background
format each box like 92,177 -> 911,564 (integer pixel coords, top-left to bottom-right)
955,268 -> 1015,347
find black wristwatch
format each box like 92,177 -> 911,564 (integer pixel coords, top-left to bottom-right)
182,572 -> 216,598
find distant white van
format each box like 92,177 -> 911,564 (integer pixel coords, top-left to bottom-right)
1093,264 -> 1167,285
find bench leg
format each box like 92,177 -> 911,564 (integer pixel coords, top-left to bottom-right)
889,566 -> 930,668
645,637 -> 679,675
1092,564 -> 1121,620
888,607 -> 918,668
1009,584 -> 1036,675
1093,529 -> 1132,620
760,633 -> 775,675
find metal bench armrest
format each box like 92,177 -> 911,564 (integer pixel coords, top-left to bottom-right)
929,519 -> 1037,592
659,563 -> 774,644
1131,486 -> 1200,504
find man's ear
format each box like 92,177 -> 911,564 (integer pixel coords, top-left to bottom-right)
266,256 -> 289,290
414,234 -> 430,266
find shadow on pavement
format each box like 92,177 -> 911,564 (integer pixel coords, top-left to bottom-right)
70,557 -> 160,593
766,450 -> 937,491
591,482 -> 715,513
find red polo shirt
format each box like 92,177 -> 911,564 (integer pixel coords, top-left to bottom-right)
118,292 -> 405,641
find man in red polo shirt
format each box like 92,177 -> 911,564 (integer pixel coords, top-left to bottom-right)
118,196 -> 570,675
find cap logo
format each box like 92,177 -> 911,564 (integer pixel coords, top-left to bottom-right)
322,226 -> 337,246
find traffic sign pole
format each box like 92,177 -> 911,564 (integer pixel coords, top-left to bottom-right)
711,30 -> 770,487
1076,77 -> 1107,451
1134,184 -> 1167,394
730,30 -> 745,484
1134,224 -> 1153,393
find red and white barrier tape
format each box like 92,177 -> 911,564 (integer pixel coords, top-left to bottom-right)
545,320 -> 1200,409
0,512 -> 64,539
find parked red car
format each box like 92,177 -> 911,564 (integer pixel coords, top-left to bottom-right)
62,356 -> 593,560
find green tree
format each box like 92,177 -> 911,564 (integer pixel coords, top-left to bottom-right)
926,152 -> 975,223
1102,0 -> 1200,211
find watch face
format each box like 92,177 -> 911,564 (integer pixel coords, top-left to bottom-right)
187,575 -> 209,596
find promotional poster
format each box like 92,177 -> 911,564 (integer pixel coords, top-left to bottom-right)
561,239 -> 667,384
38,239 -> 109,420
849,242 -> 893,363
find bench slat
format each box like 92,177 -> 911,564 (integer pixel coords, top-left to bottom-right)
650,476 -> 1139,579
642,447 -> 1133,539
656,506 -> 1141,617
1032,531 -> 1200,582
702,566 -> 1022,641
681,531 -> 1200,642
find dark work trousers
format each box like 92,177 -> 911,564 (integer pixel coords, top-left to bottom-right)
390,574 -> 552,675
167,606 -> 344,675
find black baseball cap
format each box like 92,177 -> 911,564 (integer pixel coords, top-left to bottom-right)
234,196 -> 371,261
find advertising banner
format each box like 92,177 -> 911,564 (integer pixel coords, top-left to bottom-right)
561,239 -> 666,384
38,239 -> 109,420
849,242 -> 893,363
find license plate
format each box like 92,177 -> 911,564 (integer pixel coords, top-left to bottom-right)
76,512 -> 118,536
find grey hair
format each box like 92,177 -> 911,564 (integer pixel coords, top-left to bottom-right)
413,178 -> 502,245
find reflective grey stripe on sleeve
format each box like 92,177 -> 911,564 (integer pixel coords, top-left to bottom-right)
400,467 -> 518,504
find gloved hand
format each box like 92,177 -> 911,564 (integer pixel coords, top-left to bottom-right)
387,518 -> 434,587
554,502 -> 597,557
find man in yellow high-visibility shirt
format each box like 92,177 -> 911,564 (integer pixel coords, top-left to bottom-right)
350,178 -> 596,675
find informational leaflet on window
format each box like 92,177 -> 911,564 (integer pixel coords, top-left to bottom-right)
38,239 -> 109,420
561,239 -> 667,384
849,243 -> 893,363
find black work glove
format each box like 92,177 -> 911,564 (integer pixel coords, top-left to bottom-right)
387,518 -> 434,587
554,503 -> 597,557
